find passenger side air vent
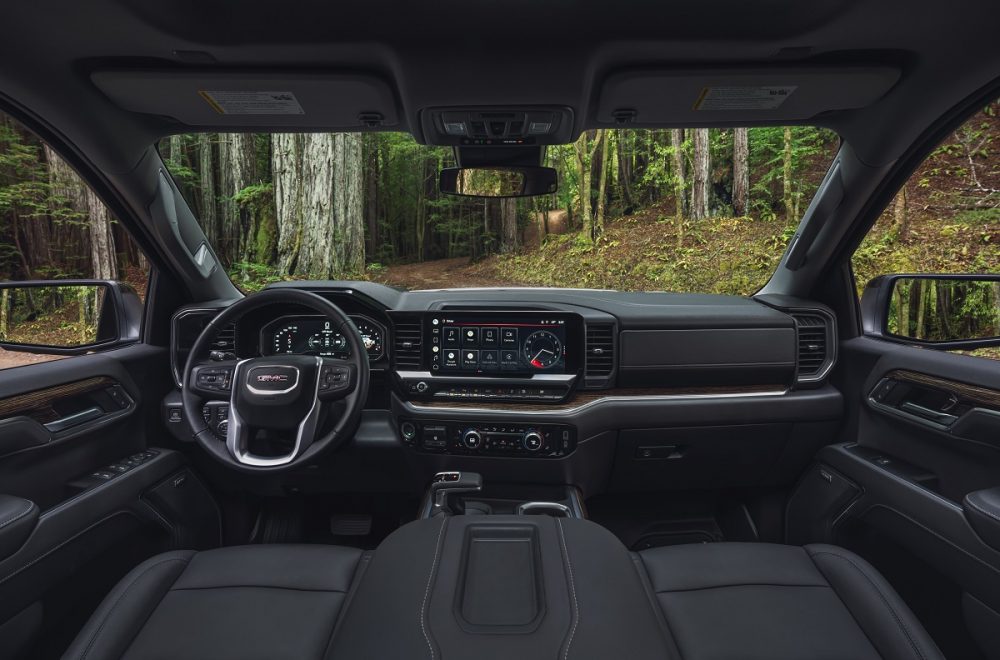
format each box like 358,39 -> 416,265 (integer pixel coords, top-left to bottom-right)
585,324 -> 615,380
791,312 -> 833,382
393,318 -> 423,369
210,322 -> 237,353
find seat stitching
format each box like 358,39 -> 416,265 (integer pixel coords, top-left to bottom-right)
77,555 -> 191,660
170,584 -> 349,593
556,518 -> 579,660
420,517 -> 448,660
810,550 -> 928,660
654,582 -> 830,594
632,553 -> 685,660
965,495 -> 1000,524
0,501 -> 35,530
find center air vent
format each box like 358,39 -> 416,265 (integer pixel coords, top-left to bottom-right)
585,324 -> 615,380
393,318 -> 423,369
791,312 -> 833,381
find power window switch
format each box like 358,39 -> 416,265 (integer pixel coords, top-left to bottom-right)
91,470 -> 115,480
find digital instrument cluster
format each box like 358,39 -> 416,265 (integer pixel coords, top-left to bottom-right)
425,312 -> 576,375
261,315 -> 385,361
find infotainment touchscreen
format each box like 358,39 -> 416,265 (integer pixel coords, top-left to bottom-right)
425,312 -> 579,375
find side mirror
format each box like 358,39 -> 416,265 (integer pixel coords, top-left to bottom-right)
861,274 -> 1000,350
0,280 -> 142,355
439,166 -> 558,198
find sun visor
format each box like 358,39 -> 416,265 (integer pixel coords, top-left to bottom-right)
595,66 -> 900,125
90,71 -> 400,129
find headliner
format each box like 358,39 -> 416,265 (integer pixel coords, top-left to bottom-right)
1,0 -> 998,174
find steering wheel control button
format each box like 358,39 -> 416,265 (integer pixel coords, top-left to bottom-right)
195,367 -> 233,391
320,364 -> 351,392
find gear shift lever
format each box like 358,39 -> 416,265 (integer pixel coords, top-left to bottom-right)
429,471 -> 483,516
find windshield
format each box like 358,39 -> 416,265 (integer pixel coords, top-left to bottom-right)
161,128 -> 838,294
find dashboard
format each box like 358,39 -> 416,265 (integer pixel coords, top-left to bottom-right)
166,281 -> 841,498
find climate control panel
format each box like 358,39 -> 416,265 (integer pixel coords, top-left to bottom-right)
398,419 -> 575,458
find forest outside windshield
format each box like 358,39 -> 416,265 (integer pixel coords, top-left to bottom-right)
161,128 -> 841,294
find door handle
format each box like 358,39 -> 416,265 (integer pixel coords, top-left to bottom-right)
899,401 -> 959,426
43,406 -> 105,433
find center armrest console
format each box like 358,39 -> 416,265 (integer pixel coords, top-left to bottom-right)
328,516 -> 672,659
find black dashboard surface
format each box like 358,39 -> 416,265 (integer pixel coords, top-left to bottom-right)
171,281 -> 828,396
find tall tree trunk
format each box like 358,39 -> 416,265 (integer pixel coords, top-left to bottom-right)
273,133 -> 364,278
86,188 -> 117,279
500,198 -> 517,252
732,127 -> 749,216
218,133 -> 259,264
670,129 -> 686,242
782,126 -> 794,221
44,146 -> 117,279
691,128 -> 710,220
198,134 -> 217,247
893,184 -> 909,240
595,130 -> 611,236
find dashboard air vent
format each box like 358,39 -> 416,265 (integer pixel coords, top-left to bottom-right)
792,313 -> 831,380
210,322 -> 237,353
393,319 -> 423,368
585,324 -> 615,377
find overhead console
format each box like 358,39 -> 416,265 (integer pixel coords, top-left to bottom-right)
420,106 -> 575,146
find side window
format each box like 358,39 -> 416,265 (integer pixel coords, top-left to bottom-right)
0,111 -> 149,368
853,99 -> 1000,360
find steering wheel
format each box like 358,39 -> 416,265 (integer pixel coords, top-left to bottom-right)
182,289 -> 370,472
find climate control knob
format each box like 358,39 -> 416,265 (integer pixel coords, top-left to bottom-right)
522,430 -> 544,452
461,429 -> 483,450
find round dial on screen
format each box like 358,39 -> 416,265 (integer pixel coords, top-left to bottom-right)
523,330 -> 562,369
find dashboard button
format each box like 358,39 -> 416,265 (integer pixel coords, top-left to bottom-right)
442,326 -> 460,347
480,350 -> 499,370
481,327 -> 499,346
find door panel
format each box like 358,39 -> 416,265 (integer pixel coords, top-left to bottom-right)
797,336 -> 1000,659
0,344 -> 215,659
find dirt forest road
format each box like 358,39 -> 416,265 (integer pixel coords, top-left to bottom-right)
378,257 -> 510,290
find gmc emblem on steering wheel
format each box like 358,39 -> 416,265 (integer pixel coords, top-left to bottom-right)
256,374 -> 289,383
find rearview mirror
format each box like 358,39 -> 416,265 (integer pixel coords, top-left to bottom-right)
0,280 -> 142,355
861,274 -> 1000,349
439,166 -> 557,198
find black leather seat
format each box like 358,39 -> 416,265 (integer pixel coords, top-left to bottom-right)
61,544 -> 364,660
65,525 -> 944,660
638,542 -> 945,660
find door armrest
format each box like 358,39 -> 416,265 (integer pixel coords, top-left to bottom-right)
964,487 -> 1000,552
0,494 -> 39,562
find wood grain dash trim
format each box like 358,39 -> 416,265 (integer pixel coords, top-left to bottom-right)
0,376 -> 116,423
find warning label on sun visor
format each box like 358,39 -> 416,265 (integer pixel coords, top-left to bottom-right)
198,91 -> 304,115
694,86 -> 797,111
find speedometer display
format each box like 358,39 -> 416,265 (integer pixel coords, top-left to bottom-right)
261,315 -> 385,361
